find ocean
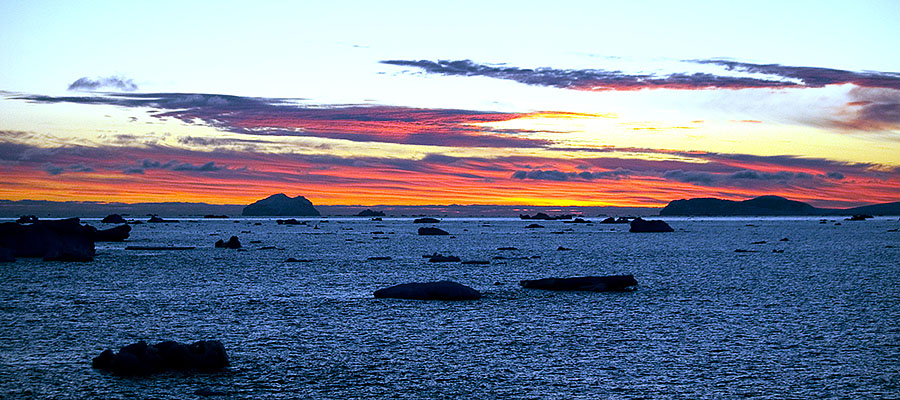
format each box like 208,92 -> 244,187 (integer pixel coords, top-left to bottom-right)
1,217 -> 898,399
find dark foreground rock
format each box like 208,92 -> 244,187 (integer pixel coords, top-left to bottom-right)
101,214 -> 127,224
92,340 -> 228,376
413,217 -> 440,223
0,218 -> 95,261
215,236 -> 241,249
418,227 -> 449,235
93,224 -> 131,242
629,218 -> 674,232
0,247 -> 14,262
374,281 -> 481,300
520,275 -> 638,292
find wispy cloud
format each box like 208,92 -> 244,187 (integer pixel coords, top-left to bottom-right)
67,76 -> 138,92
19,93 -> 551,148
511,168 -> 634,181
382,59 -> 900,92
122,159 -> 224,174
42,162 -> 94,175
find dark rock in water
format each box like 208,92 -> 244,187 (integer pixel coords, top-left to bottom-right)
148,215 -> 179,223
428,254 -> 461,262
629,218 -> 674,232
101,214 -> 126,224
462,260 -> 490,265
772,249 -> 785,253
203,215 -> 228,219
242,193 -> 319,216
418,227 -> 449,236
413,217 -> 440,223
520,275 -> 638,292
525,223 -> 544,229
356,209 -> 385,217
284,257 -> 312,262
215,236 -> 241,249
734,249 -> 759,253
845,214 -> 873,221
16,215 -> 39,224
126,246 -> 194,250
599,216 -> 630,224
93,224 -> 131,242
751,240 -> 767,244
563,218 -> 591,224
780,237 -> 790,241
374,281 -> 481,300
92,340 -> 228,376
520,213 -> 572,220
497,247 -> 518,250
370,217 -> 382,221
557,246 -> 571,251
0,218 -> 95,261
276,218 -> 303,225
0,247 -> 14,262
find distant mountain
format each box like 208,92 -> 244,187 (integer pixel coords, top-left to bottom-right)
242,194 -> 320,216
660,195 -> 900,216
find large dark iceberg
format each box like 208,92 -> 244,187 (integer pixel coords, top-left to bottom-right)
242,194 -> 320,216
374,281 -> 481,300
0,218 -> 96,261
93,224 -> 132,242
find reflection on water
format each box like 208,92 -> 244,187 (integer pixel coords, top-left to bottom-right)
1,217 -> 898,398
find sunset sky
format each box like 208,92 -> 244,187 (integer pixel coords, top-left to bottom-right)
1,1 -> 899,208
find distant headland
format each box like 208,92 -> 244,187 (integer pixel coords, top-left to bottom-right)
660,195 -> 900,216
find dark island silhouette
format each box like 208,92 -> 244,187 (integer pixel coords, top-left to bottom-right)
660,195 -> 900,216
242,194 -> 320,216
356,209 -> 386,217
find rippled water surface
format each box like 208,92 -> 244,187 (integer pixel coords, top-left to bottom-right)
1,217 -> 899,399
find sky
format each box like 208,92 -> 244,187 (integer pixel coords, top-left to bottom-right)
1,0 -> 899,208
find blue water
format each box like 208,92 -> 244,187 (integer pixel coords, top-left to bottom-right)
1,217 -> 899,399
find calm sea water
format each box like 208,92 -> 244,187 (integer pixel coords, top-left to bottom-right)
1,217 -> 898,399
